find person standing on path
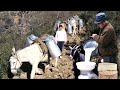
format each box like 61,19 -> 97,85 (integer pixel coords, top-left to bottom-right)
55,23 -> 67,58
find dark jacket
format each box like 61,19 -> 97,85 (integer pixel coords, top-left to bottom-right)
94,22 -> 118,57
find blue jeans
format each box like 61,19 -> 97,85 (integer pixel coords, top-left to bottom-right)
57,41 -> 65,52
103,55 -> 117,63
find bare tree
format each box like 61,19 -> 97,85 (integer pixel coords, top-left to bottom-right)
8,11 -> 30,38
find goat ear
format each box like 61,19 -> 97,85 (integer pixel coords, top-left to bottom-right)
12,47 -> 16,55
69,46 -> 73,50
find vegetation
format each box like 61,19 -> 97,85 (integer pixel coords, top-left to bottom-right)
0,11 -> 120,79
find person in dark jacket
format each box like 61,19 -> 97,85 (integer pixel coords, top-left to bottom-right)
91,12 -> 118,63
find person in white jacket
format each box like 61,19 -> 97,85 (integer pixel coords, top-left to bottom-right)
55,23 -> 67,58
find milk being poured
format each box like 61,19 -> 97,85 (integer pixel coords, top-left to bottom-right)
84,47 -> 96,62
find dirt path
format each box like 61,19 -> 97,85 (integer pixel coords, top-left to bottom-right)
12,34 -> 82,79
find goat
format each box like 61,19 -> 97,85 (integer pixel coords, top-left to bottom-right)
69,44 -> 85,62
69,43 -> 102,77
69,44 -> 85,79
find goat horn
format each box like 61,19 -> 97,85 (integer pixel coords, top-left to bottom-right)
75,45 -> 80,49
73,44 -> 77,49
69,46 -> 73,50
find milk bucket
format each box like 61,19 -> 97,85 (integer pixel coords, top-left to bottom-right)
79,18 -> 83,27
24,34 -> 38,47
44,35 -> 61,59
68,24 -> 72,34
83,38 -> 98,56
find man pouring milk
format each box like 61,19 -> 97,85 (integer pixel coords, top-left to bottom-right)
91,12 -> 118,64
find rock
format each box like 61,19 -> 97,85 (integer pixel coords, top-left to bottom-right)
13,76 -> 20,79
52,67 -> 59,72
20,73 -> 27,79
36,68 -> 44,75
67,74 -> 75,79
58,73 -> 63,77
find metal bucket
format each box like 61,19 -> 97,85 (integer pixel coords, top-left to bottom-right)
44,36 -> 61,59
79,18 -> 83,27
24,34 -> 38,47
68,24 -> 72,34
83,38 -> 98,56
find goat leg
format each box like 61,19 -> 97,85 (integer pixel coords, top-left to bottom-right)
30,63 -> 38,79
55,58 -> 58,67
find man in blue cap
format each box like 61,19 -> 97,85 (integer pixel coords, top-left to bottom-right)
91,12 -> 118,63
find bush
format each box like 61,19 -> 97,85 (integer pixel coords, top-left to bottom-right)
0,43 -> 12,78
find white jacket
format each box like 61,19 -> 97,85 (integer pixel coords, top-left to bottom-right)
55,29 -> 67,42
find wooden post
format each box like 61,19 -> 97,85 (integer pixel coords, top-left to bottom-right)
98,63 -> 118,79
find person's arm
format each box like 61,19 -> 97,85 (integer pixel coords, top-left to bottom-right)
93,34 -> 99,42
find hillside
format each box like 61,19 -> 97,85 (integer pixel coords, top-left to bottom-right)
1,11 -> 120,79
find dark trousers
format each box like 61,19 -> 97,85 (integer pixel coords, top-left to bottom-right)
47,50 -> 51,64
103,54 -> 117,64
57,41 -> 65,53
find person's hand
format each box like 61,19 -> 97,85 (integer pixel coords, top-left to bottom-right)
65,41 -> 67,44
90,34 -> 97,39
64,41 -> 67,45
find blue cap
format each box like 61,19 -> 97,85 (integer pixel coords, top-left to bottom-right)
94,12 -> 106,24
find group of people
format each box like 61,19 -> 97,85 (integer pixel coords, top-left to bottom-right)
54,12 -> 118,64
36,12 -> 119,71
54,15 -> 84,37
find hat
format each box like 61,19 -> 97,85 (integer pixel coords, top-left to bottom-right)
94,12 -> 106,24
